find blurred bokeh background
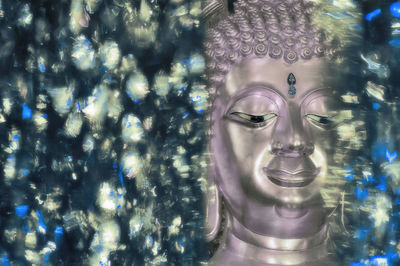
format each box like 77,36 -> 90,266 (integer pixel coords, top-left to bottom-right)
0,0 -> 400,265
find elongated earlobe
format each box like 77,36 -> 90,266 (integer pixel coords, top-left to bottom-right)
205,176 -> 221,242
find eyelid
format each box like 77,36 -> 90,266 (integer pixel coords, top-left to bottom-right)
229,111 -> 277,127
306,114 -> 329,121
305,113 -> 338,129
225,90 -> 281,116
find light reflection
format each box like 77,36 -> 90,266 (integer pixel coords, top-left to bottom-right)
17,4 -> 33,27
126,71 -> 149,102
48,86 -> 74,116
121,114 -> 144,143
72,35 -> 96,70
99,41 -> 121,70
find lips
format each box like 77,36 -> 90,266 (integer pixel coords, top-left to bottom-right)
263,157 -> 320,188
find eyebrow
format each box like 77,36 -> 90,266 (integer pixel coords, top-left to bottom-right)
231,82 -> 286,100
224,85 -> 284,114
227,82 -> 332,112
300,88 -> 332,102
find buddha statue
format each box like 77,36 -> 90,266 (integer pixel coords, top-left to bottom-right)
203,0 -> 359,265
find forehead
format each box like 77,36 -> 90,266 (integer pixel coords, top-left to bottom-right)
223,57 -> 329,101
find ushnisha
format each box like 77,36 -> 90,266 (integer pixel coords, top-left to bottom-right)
204,0 -> 339,94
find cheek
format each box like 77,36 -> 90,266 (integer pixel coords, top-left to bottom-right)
224,121 -> 274,172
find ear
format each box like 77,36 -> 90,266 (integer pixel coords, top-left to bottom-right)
205,167 -> 221,242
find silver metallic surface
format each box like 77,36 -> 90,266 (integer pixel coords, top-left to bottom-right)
206,57 -> 341,265
205,0 -> 336,90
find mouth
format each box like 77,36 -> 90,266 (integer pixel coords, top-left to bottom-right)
263,168 -> 320,188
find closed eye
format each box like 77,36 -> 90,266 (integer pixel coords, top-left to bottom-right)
305,114 -> 336,129
230,112 -> 277,127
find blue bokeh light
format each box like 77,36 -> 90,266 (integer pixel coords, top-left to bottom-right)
36,210 -> 47,231
355,186 -> 368,200
389,39 -> 400,48
1,255 -> 10,266
22,104 -> 32,119
371,142 -> 387,162
343,165 -> 354,181
390,2 -> 400,18
385,149 -> 398,163
15,205 -> 29,217
39,61 -> 46,72
369,255 -> 388,265
55,226 -> 63,243
365,9 -> 381,21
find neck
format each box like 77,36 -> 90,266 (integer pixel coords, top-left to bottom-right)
214,214 -> 334,266
230,214 -> 328,251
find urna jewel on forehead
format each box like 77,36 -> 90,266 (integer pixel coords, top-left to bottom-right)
204,0 -> 336,89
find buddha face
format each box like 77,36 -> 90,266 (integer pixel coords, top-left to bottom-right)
210,57 -> 342,238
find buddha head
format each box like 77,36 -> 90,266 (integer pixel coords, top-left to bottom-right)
204,0 -> 359,264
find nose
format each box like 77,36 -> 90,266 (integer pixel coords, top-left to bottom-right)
271,104 -> 314,157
